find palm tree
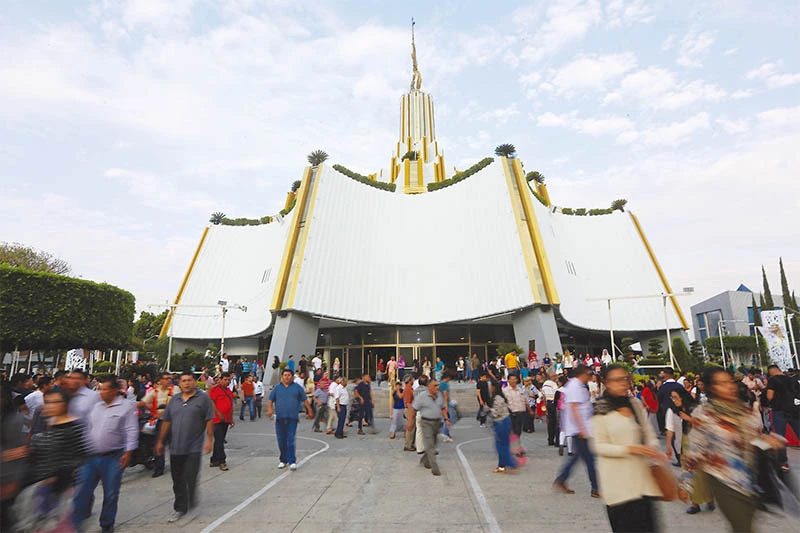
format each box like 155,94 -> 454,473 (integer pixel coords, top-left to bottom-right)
401,150 -> 418,161
526,171 -> 545,184
307,150 -> 329,167
611,199 -> 628,212
494,143 -> 517,158
209,212 -> 226,225
291,180 -> 301,192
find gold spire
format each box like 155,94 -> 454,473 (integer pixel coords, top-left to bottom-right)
410,19 -> 422,92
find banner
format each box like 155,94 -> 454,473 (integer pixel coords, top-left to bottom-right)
759,310 -> 792,370
65,348 -> 87,371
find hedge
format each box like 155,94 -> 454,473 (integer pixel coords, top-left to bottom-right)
427,157 -> 494,192
0,265 -> 135,351
332,164 -> 396,192
559,207 -> 614,216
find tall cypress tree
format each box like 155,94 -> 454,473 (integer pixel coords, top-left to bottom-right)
762,265 -> 775,310
760,293 -> 766,311
751,293 -> 762,327
780,258 -> 792,309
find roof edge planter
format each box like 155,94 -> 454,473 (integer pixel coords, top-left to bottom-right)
428,157 -> 494,192
332,164 -> 396,192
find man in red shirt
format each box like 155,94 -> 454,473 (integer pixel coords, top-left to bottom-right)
239,375 -> 255,421
209,372 -> 235,471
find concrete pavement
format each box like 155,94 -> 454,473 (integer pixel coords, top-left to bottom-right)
85,414 -> 799,533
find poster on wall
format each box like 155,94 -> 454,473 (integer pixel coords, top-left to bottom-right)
65,348 -> 87,371
758,310 -> 792,370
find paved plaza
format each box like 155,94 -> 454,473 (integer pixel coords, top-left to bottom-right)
84,413 -> 799,533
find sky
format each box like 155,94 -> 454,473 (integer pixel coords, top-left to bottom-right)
1,0 -> 799,322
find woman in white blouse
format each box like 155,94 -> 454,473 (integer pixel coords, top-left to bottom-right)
592,364 -> 669,532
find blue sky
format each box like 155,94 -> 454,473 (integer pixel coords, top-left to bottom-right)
1,0 -> 798,317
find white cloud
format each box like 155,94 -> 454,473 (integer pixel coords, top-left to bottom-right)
661,34 -> 676,51
618,112 -> 710,146
676,28 -> 715,68
723,48 -> 738,56
478,104 -> 520,124
518,0 -> 603,63
731,89 -> 753,99
716,118 -> 748,134
756,105 -> 800,130
746,60 -> 800,88
604,66 -> 726,110
536,111 -> 635,136
548,52 -> 637,94
605,0 -> 655,28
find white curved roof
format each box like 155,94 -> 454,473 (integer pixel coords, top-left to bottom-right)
529,197 -> 685,331
289,163 -> 535,324
170,220 -> 295,339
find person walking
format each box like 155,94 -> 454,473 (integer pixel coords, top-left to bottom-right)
542,373 -> 558,445
156,371 -> 214,523
334,377 -> 350,439
553,365 -> 599,498
592,364 -> 667,532
402,376 -> 416,451
489,380 -> 516,473
397,354 -> 406,382
766,364 -> 800,472
311,380 -> 329,433
407,379 -> 449,476
389,381 -> 405,439
239,375 -> 255,421
268,369 -> 312,470
254,376 -> 265,418
326,376 -> 341,435
387,355 -> 398,386
476,372 -> 491,427
269,356 -> 281,388
73,376 -> 138,533
505,375 -> 531,438
354,373 -> 375,434
208,372 -> 235,471
137,372 -> 178,478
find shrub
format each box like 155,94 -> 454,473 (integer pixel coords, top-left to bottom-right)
427,157 -> 494,191
575,208 -> 587,216
332,164 -> 396,192
401,151 -> 418,161
561,207 -> 574,215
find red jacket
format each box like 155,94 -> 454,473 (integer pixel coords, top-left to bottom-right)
641,386 -> 658,414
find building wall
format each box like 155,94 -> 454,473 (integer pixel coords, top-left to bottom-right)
690,290 -> 783,341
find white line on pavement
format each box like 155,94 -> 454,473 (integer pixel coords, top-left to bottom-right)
456,437 -> 501,533
199,434 -> 329,533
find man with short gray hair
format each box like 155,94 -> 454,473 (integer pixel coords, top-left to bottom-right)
407,378 -> 450,476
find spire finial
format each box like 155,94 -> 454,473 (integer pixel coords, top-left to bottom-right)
410,18 -> 422,91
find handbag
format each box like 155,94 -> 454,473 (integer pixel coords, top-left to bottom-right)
650,463 -> 679,501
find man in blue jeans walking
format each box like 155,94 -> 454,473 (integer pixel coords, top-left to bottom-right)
267,368 -> 312,470
74,376 -> 138,533
552,365 -> 599,498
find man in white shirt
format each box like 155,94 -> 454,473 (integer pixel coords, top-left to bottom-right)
326,377 -> 341,435
541,374 -> 558,446
254,378 -> 265,418
553,366 -> 599,498
601,349 -> 613,366
220,353 -> 230,373
311,354 -> 323,372
25,376 -> 53,420
334,377 -> 350,439
293,372 -> 304,388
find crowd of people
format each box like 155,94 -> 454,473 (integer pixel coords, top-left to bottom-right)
2,347 -> 799,533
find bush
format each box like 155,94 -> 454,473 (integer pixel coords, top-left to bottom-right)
0,265 -> 135,351
401,151 -> 418,161
495,343 -> 524,358
428,157 -> 494,192
332,164 -> 396,192
575,208 -> 587,216
93,360 -> 116,373
561,207 -> 574,215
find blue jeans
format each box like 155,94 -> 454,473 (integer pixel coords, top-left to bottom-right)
275,418 -> 299,464
442,403 -> 457,437
73,452 -> 124,530
772,410 -> 800,464
494,417 -> 516,468
240,396 -> 255,420
335,405 -> 348,437
556,436 -> 598,491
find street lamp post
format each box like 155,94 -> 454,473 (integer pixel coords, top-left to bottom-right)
718,321 -> 727,370
217,301 -> 247,357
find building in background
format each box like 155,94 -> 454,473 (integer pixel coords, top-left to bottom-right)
161,29 -> 688,379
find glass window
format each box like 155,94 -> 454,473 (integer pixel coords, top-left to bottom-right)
696,313 -> 706,328
399,326 -> 432,344
470,325 -> 515,344
364,327 -> 396,345
317,330 -> 331,347
329,328 -> 362,346
346,347 -> 363,379
435,326 -> 469,344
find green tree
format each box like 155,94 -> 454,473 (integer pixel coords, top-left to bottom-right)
762,265 -> 775,310
0,242 -> 71,275
494,144 -> 517,158
689,340 -> 704,360
526,171 -> 545,184
307,150 -> 329,167
751,293 -> 762,327
209,212 -> 226,225
291,180 -> 302,192
611,199 -> 628,212
672,337 -> 701,372
401,150 -> 419,161
620,337 -> 634,355
647,338 -> 663,357
133,310 -> 168,342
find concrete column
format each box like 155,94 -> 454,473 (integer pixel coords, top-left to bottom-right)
266,312 -> 320,383
512,307 -> 563,357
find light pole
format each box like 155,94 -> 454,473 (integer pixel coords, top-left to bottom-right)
217,301 -> 248,357
142,334 -> 159,355
718,320 -> 727,370
589,290 -> 693,369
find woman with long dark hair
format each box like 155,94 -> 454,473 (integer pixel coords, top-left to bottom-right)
666,386 -> 696,466
489,381 -> 516,473
593,364 -> 667,532
684,367 -> 785,532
